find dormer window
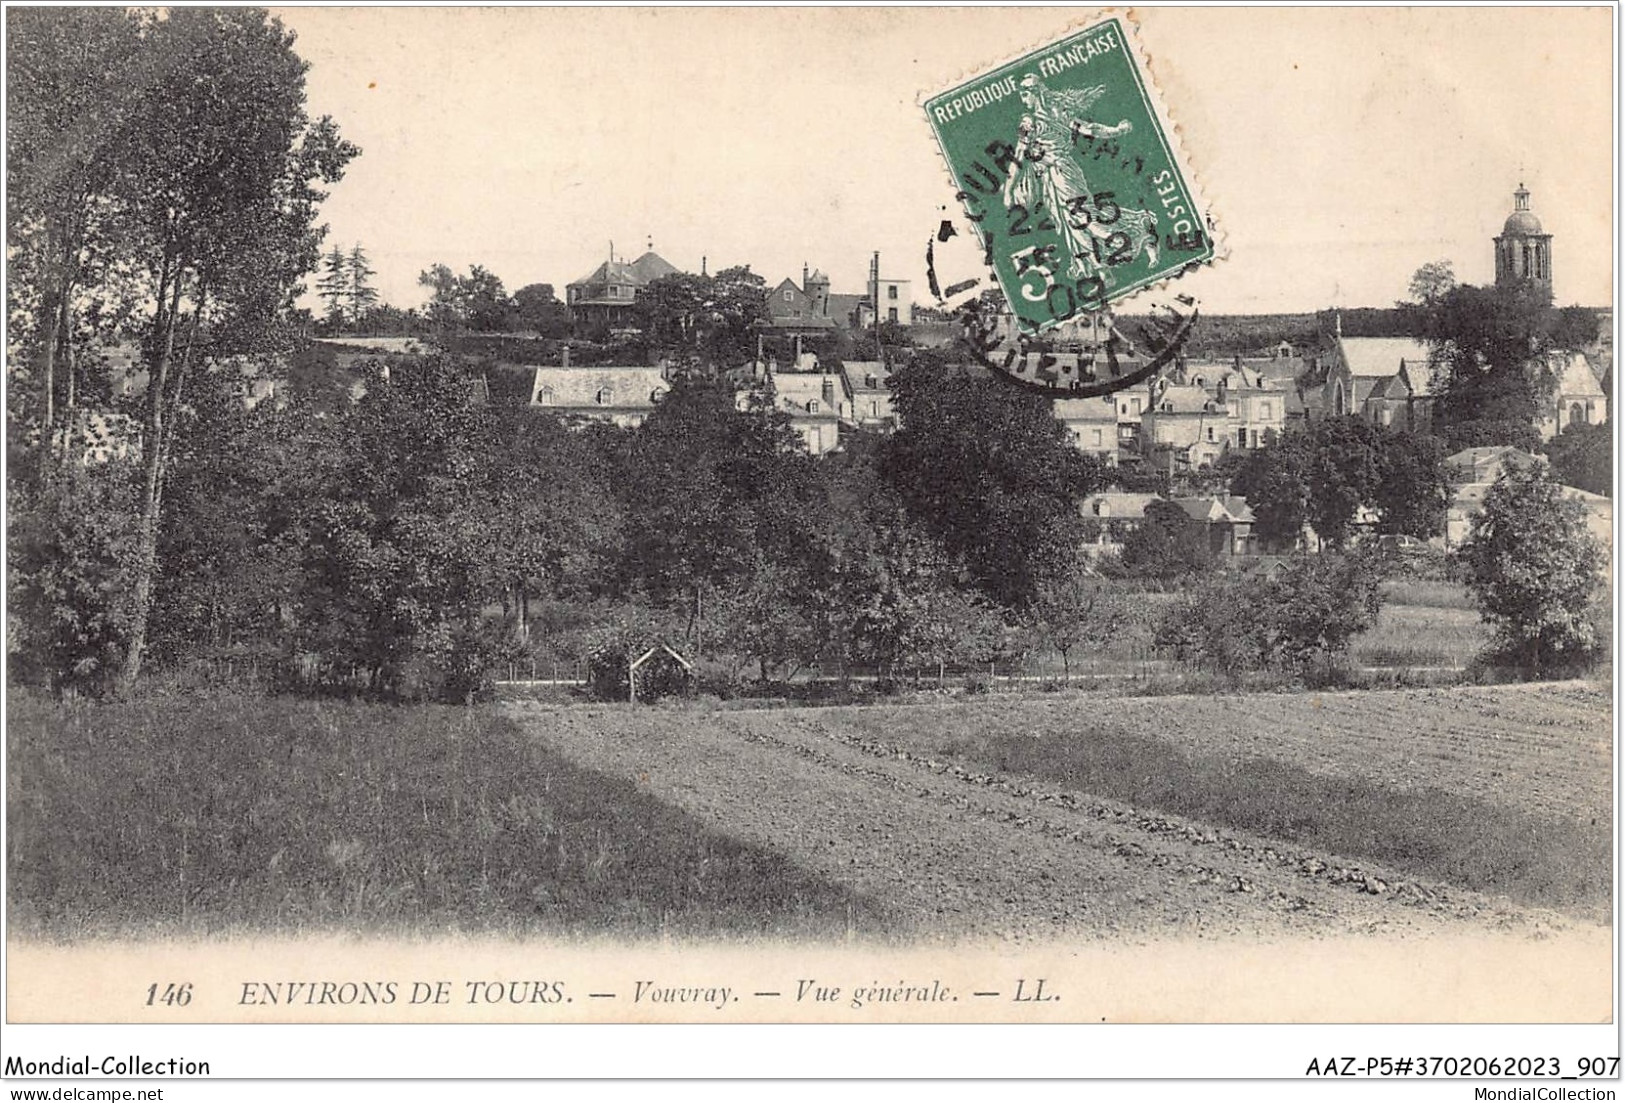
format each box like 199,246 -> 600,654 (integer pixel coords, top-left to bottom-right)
807,400 -> 819,414
865,374 -> 877,388
595,388 -> 611,405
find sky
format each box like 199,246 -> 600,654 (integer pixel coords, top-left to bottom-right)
273,6 -> 1615,316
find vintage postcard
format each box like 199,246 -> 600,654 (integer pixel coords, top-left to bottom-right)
3,4 -> 1615,1089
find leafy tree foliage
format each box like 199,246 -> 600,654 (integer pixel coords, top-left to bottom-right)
1114,499 -> 1214,580
6,6 -> 142,435
880,354 -> 1106,607
297,357 -> 506,700
1458,462 -> 1603,677
511,283 -> 573,338
7,457 -> 143,692
1405,260 -> 1457,306
1233,419 -> 1447,548
419,263 -> 514,332
1412,279 -> 1565,452
1545,420 -> 1611,497
1371,431 -> 1452,537
1228,434 -> 1311,551
615,376 -> 807,631
8,8 -> 358,695
1301,417 -> 1384,548
635,266 -> 768,368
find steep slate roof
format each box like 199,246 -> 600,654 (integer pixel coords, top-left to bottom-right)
1338,336 -> 1434,378
1083,491 -> 1161,520
1398,357 -> 1437,397
1547,350 -> 1606,397
1170,496 -> 1256,524
825,293 -> 866,326
529,366 -> 669,411
772,372 -> 846,415
1053,396 -> 1118,423
1151,384 -> 1220,414
842,361 -> 891,394
569,251 -> 679,291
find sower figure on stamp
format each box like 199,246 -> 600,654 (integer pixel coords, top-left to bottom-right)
1002,73 -> 1159,280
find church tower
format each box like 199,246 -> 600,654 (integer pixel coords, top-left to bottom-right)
1493,183 -> 1552,292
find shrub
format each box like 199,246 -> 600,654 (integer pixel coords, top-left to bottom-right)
1155,553 -> 1384,678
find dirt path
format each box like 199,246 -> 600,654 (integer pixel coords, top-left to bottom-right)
504,701 -> 1586,944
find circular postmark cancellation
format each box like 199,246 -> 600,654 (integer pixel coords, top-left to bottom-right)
922,14 -> 1216,395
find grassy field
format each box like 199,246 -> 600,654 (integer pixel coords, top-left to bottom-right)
796,682 -> 1612,920
6,691 -> 886,940
1350,578 -> 1489,669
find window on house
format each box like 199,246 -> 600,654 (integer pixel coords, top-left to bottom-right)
888,285 -> 898,300
1206,427 -> 1215,441
1260,402 -> 1271,418
535,388 -> 553,406
1091,429 -> 1103,446
870,400 -> 880,417
865,374 -> 877,388
888,307 -> 898,323
807,400 -> 819,414
784,290 -> 794,301
1237,427 -> 1247,448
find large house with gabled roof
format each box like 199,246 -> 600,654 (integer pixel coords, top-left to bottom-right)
566,250 -> 680,332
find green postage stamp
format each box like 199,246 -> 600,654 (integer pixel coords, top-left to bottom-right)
924,15 -> 1215,334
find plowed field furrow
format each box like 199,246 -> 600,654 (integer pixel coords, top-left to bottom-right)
506,694 -> 1591,943
892,684 -> 1611,825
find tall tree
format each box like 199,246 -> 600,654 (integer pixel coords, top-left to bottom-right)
6,7 -> 141,438
299,356 -> 503,701
110,8 -> 357,693
418,263 -> 512,332
1372,430 -> 1452,537
1229,432 -> 1311,551
881,352 -> 1106,607
1413,279 -> 1562,451
511,282 -> 572,337
1459,462 -> 1603,677
1116,499 -> 1214,580
616,375 -> 808,638
1302,417 -> 1384,548
1545,420 -> 1611,497
316,244 -> 349,329
346,243 -> 379,326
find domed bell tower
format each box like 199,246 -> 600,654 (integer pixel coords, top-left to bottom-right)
1494,183 -> 1552,291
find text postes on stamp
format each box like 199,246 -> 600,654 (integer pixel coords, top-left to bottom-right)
924,16 -> 1215,335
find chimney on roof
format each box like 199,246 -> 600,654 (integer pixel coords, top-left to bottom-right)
1335,310 -> 1342,338
803,262 -> 809,289
562,344 -> 571,368
821,377 -> 835,407
701,255 -> 708,277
